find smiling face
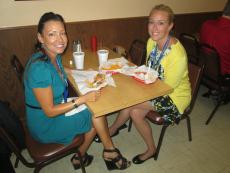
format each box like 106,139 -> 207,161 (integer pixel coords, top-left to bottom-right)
148,9 -> 173,46
38,20 -> 68,59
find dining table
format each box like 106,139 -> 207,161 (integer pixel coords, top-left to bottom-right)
62,48 -> 173,118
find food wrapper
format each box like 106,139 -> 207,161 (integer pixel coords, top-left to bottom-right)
99,57 -> 129,74
71,70 -> 116,94
121,65 -> 158,84
132,65 -> 158,84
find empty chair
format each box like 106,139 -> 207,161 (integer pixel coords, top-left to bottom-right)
179,33 -> 200,65
199,44 -> 230,125
128,62 -> 204,160
112,45 -> 127,58
128,39 -> 146,66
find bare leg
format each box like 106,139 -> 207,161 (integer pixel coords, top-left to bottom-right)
130,108 -> 156,160
109,107 -> 132,136
79,127 -> 96,155
92,115 -> 131,169
92,115 -> 115,149
110,101 -> 153,136
75,115 -> 116,155
72,116 -> 118,165
71,127 -> 96,166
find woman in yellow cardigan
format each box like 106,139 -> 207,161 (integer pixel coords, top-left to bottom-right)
109,4 -> 191,164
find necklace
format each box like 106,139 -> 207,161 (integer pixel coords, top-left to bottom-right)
149,36 -> 171,70
56,57 -> 69,103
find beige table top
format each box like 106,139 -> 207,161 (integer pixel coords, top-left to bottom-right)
62,49 -> 173,118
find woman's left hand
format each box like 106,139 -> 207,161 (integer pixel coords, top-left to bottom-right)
78,90 -> 101,104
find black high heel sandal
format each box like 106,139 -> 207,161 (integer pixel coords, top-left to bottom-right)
71,152 -> 94,170
103,148 -> 131,170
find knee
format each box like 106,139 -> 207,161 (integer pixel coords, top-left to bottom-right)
119,108 -> 131,116
90,126 -> 97,135
92,115 -> 106,124
130,109 -> 141,120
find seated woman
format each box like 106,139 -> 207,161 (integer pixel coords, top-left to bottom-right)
23,12 -> 131,170
109,4 -> 191,164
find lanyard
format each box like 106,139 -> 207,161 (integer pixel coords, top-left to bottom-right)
149,36 -> 170,69
56,57 -> 69,103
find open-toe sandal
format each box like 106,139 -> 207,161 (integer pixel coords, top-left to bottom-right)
103,148 -> 131,170
71,152 -> 94,170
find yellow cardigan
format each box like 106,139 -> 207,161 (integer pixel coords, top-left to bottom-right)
146,38 -> 191,114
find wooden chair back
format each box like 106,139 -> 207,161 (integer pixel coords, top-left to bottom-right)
128,39 -> 146,66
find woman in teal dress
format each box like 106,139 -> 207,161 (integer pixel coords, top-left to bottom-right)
24,52 -> 92,144
24,12 -> 130,170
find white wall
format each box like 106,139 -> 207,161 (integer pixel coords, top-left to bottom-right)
0,0 -> 227,28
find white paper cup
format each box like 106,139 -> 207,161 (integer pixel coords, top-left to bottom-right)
73,52 -> 85,69
97,49 -> 109,66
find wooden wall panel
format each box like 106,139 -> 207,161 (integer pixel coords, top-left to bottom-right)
174,12 -> 221,36
66,17 -> 149,53
0,12 -> 221,118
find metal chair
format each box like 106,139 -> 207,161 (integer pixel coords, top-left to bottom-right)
199,44 -> 230,125
128,62 -> 204,160
128,39 -> 146,66
179,33 -> 200,65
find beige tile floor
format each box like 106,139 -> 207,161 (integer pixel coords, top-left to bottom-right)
12,86 -> 230,173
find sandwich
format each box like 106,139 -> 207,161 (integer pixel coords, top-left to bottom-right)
87,73 -> 106,88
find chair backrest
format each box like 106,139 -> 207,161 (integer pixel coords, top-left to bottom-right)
128,39 -> 146,66
112,45 -> 127,58
179,33 -> 200,65
10,55 -> 24,83
199,44 -> 221,89
185,63 -> 204,114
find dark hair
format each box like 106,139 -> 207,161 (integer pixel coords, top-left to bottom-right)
25,12 -> 66,80
223,0 -> 230,16
35,12 -> 66,50
37,12 -> 65,34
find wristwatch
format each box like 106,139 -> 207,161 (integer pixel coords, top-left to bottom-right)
71,99 -> 78,108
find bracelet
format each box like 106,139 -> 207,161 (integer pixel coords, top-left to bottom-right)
71,99 -> 78,108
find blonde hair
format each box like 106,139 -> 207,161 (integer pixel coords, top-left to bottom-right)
150,4 -> 174,24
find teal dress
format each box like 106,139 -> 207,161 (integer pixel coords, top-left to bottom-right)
24,52 -> 92,145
